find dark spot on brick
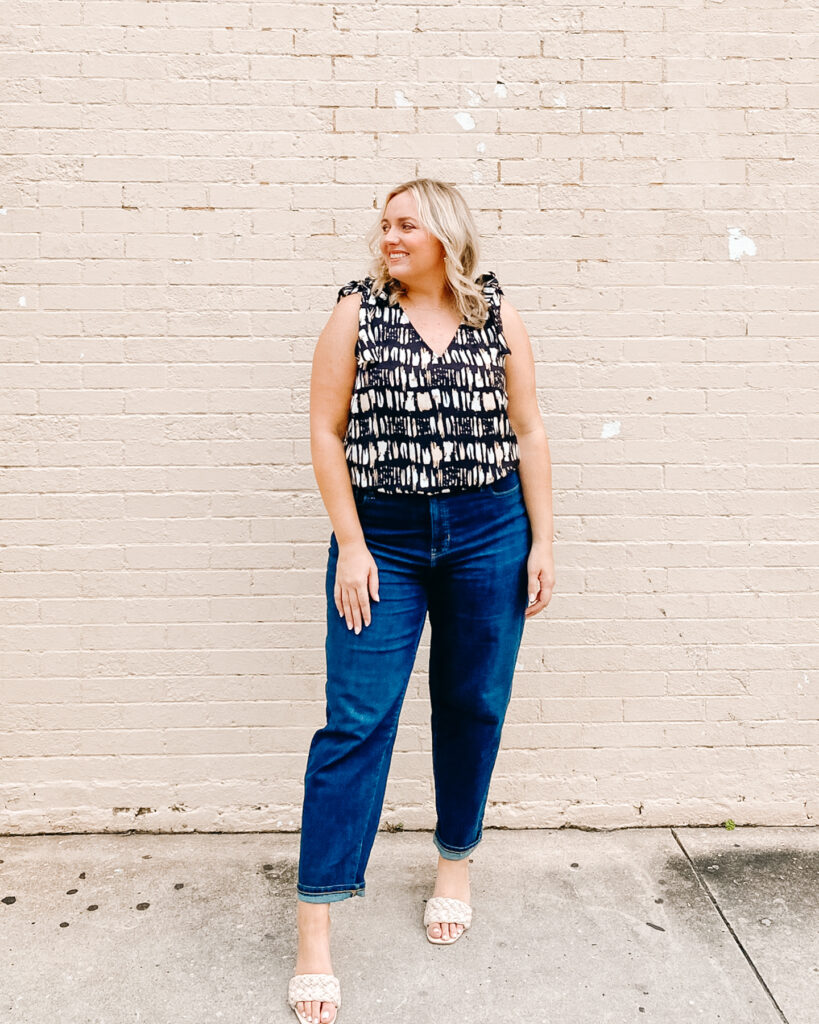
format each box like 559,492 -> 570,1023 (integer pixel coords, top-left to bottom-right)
174,883 -> 184,890
87,905 -> 98,911
66,889 -> 78,895
142,854 -> 152,859
59,921 -> 69,927
79,873 -> 86,879
136,902 -> 150,910
646,921 -> 665,931
570,862 -> 579,868
2,896 -> 16,905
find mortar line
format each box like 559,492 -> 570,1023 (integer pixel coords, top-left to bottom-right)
670,827 -> 789,1024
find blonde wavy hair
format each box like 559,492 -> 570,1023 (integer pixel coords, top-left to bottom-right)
363,178 -> 491,330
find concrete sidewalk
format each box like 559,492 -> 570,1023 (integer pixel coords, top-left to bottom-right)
1,826 -> 816,1023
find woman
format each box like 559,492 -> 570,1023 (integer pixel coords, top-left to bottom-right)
288,178 -> 555,1024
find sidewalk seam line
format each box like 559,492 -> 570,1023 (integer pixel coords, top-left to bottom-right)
670,827 -> 790,1024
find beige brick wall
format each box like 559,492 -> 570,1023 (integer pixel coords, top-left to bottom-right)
1,1 -> 817,834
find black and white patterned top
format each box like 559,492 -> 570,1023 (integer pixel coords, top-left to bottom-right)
335,271 -> 521,495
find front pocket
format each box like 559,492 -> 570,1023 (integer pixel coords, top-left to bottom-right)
489,471 -> 520,496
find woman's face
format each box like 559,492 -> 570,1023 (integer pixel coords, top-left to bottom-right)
379,192 -> 446,283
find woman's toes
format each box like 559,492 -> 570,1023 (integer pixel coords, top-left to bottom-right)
294,998 -> 335,1023
428,920 -> 465,940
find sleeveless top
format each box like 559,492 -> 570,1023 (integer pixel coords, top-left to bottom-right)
336,271 -> 521,495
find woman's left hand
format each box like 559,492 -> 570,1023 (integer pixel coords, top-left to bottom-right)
525,540 -> 555,617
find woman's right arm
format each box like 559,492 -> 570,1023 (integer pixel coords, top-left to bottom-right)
309,291 -> 379,633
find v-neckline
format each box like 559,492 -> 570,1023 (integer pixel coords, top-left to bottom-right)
396,303 -> 463,360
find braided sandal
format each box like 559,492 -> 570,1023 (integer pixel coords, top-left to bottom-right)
423,895 -> 473,945
287,973 -> 341,1024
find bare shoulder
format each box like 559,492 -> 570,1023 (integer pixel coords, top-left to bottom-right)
499,295 -> 533,355
498,293 -> 543,436
332,288 -> 363,322
311,290 -> 362,437
319,289 -> 361,355
335,289 -> 364,311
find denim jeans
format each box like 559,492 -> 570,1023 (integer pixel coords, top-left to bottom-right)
296,467 -> 532,903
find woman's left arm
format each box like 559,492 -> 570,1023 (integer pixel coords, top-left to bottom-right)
501,296 -> 555,616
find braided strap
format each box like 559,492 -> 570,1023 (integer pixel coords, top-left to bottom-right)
423,896 -> 473,929
287,973 -> 341,1010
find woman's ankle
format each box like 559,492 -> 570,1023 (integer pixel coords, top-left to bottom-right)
297,901 -> 331,930
437,854 -> 470,869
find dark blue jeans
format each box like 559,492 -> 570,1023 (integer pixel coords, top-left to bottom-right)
296,467 -> 532,903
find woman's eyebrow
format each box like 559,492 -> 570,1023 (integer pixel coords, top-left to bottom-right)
380,216 -> 415,225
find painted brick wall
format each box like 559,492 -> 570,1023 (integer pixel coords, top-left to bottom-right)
1,0 -> 817,834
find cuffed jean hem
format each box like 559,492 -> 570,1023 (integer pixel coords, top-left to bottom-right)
296,886 -> 366,904
433,830 -> 481,861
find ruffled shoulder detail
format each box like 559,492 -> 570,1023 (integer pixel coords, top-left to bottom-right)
336,278 -> 371,304
477,270 -> 503,304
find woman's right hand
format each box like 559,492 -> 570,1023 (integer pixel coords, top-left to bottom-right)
334,540 -> 380,634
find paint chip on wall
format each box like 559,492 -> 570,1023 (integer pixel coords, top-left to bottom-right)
454,111 -> 476,131
601,420 -> 621,438
728,227 -> 757,261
